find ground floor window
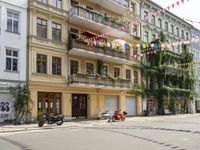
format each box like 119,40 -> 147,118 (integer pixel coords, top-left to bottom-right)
38,92 -> 61,115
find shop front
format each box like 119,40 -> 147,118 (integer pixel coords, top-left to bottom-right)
0,92 -> 13,122
37,92 -> 62,115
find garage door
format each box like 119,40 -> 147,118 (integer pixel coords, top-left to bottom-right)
104,96 -> 118,116
126,96 -> 136,116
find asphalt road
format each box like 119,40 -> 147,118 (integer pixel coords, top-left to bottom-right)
1,116 -> 200,150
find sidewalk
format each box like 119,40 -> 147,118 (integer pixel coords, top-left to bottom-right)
0,113 -> 199,133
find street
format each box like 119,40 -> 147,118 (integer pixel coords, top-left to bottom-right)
0,115 -> 200,150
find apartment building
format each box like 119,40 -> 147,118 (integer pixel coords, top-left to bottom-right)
140,0 -> 195,114
141,0 -> 192,53
29,0 -> 143,120
191,27 -> 200,113
0,0 -> 28,122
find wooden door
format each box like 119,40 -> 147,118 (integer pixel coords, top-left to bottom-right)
72,94 -> 87,118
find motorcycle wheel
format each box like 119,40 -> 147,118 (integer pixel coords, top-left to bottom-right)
121,117 -> 125,121
56,117 -> 63,126
108,117 -> 112,123
112,117 -> 116,122
38,120 -> 45,127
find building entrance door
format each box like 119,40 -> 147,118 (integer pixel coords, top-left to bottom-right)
72,94 -> 87,118
38,93 -> 61,115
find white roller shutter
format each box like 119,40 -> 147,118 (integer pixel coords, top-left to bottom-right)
126,96 -> 136,116
104,96 -> 118,116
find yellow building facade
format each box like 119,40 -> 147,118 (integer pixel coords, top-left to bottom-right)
29,0 -> 143,121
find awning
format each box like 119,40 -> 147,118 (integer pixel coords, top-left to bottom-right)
82,31 -> 101,40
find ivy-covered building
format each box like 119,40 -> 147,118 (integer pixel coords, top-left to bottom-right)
137,0 -> 195,115
133,32 -> 195,115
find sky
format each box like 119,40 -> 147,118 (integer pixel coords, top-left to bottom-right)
152,0 -> 200,30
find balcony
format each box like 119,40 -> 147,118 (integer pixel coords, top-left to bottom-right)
161,66 -> 189,76
87,0 -> 129,14
69,6 -> 129,39
68,39 -> 130,64
68,73 -> 131,89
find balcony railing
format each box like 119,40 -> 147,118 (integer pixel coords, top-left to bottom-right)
69,6 -> 129,33
68,39 -> 130,60
68,73 -> 131,88
112,0 -> 129,8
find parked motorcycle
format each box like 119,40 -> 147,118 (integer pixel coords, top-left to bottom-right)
97,110 -> 111,122
38,113 -> 64,127
110,110 -> 128,122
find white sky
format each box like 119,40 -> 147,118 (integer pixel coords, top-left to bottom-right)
152,0 -> 200,30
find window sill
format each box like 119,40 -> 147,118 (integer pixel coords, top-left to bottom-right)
4,70 -> 19,73
5,30 -> 20,35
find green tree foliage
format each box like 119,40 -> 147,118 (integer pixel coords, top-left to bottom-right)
9,85 -> 32,123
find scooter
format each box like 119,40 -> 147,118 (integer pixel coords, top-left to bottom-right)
38,113 -> 64,127
110,110 -> 128,122
97,110 -> 111,121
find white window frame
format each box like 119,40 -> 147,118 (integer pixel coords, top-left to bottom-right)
7,10 -> 19,33
53,0 -> 62,9
5,48 -> 18,71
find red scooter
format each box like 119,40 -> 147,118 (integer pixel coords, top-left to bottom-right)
109,110 -> 128,122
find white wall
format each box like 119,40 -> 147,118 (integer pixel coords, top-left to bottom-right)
0,0 -> 27,82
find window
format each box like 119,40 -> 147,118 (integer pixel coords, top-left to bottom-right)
144,11 -> 148,22
181,30 -> 185,39
85,6 -> 93,20
37,18 -> 47,38
7,11 -> 19,33
152,33 -> 156,41
126,69 -> 131,80
177,45 -> 180,54
134,71 -> 138,84
52,22 -> 61,41
37,54 -> 47,73
53,0 -> 62,9
186,32 -> 189,40
164,21 -> 168,31
144,31 -> 149,42
114,67 -> 120,78
102,65 -> 108,76
176,27 -> 179,37
130,2 -> 136,13
39,0 -> 48,3
70,28 -> 79,39
86,62 -> 94,75
171,24 -> 174,34
71,0 -> 79,6
158,18 -> 162,28
6,49 -> 18,71
52,57 -> 61,75
151,15 -> 155,25
132,25 -> 137,37
70,60 -> 79,75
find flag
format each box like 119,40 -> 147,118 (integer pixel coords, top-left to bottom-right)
167,6 -> 170,10
181,0 -> 184,3
171,4 -> 175,8
176,1 -> 180,6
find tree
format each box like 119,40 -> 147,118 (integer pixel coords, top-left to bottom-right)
9,85 -> 32,124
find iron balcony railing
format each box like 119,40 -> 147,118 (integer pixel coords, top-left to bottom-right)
68,73 -> 131,88
69,6 -> 129,33
112,0 -> 129,8
69,39 -> 130,60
